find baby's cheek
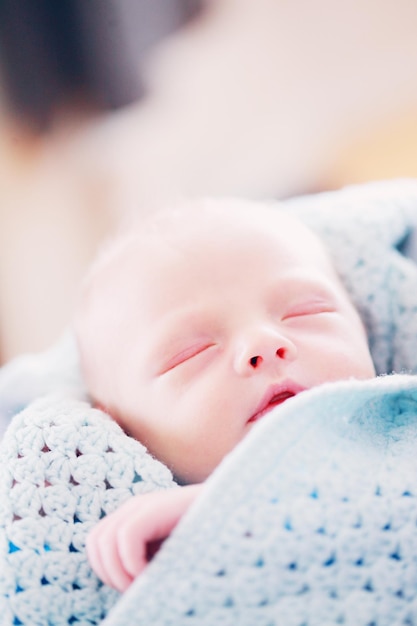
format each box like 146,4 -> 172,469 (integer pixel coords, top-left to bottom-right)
321,346 -> 374,382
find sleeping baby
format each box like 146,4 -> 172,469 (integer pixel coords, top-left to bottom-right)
74,198 -> 376,591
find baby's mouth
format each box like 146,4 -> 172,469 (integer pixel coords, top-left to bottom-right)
248,383 -> 305,423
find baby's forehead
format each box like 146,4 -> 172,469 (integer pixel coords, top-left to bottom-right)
147,199 -> 306,238
119,200 -> 322,258
89,200 -> 333,296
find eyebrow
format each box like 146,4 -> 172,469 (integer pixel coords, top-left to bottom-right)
152,307 -> 218,337
268,272 -> 339,300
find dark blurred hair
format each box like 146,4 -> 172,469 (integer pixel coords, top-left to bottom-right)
0,0 -> 202,131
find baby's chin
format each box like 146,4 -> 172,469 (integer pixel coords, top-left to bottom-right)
172,452 -> 230,485
173,462 -> 217,485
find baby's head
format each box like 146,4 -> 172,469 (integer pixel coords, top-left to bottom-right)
75,199 -> 375,484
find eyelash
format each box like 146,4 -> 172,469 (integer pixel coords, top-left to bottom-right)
161,343 -> 215,374
282,304 -> 336,320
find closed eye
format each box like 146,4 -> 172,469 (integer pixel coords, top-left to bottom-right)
282,302 -> 336,320
159,343 -> 216,375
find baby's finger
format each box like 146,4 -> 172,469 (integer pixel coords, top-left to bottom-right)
116,516 -> 152,579
87,518 -> 133,591
100,536 -> 133,592
86,530 -> 114,589
116,487 -> 199,578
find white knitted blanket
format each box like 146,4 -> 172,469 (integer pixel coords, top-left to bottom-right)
1,179 -> 417,625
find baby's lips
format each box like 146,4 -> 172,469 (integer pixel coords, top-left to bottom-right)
248,381 -> 306,423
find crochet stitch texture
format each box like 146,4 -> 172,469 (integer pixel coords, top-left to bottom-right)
0,396 -> 176,625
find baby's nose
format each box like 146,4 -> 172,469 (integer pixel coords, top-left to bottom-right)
234,327 -> 297,375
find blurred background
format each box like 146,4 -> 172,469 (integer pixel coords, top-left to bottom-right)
0,0 -> 417,364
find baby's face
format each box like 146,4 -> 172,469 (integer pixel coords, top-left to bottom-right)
79,203 -> 375,484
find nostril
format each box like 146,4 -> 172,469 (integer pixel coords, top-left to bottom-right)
250,356 -> 262,368
276,348 -> 286,359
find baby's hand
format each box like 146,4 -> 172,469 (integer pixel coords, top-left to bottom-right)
86,484 -> 202,591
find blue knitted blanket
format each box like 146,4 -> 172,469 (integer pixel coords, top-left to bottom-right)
1,179 -> 417,625
104,374 -> 417,626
